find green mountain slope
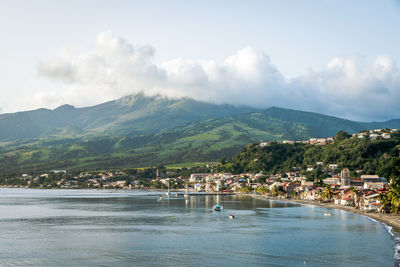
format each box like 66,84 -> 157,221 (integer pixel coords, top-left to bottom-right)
1,103 -> 400,174
0,93 -> 256,141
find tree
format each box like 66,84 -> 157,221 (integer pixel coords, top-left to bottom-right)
271,185 -> 279,197
322,185 -> 334,202
256,187 -> 268,195
219,157 -> 227,165
381,178 -> 400,213
336,130 -> 351,141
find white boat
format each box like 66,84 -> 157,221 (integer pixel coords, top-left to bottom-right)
213,204 -> 223,211
324,212 -> 332,216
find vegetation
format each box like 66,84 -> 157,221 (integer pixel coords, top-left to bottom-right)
380,178 -> 400,213
1,93 -> 400,174
219,131 -> 400,180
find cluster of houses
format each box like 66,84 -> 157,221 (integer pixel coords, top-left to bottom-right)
10,167 -> 391,213
353,128 -> 397,140
187,167 -> 389,212
259,128 -> 398,147
18,171 -> 134,189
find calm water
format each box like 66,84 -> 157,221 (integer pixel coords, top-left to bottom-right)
0,188 -> 397,266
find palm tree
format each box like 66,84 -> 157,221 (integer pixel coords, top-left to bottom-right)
322,185 -> 334,203
379,193 -> 390,213
271,186 -> 279,197
386,178 -> 400,213
256,187 -> 267,195
316,188 -> 323,202
351,187 -> 361,208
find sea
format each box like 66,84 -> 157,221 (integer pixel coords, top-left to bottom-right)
0,188 -> 398,266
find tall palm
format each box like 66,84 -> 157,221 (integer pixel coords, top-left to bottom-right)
323,185 -> 334,202
380,178 -> 400,214
316,188 -> 323,201
387,180 -> 400,213
271,186 -> 279,197
349,186 -> 364,208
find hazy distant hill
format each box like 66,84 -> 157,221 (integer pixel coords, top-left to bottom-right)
0,93 -> 400,173
0,93 -> 255,141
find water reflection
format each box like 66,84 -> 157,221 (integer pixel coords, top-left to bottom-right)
0,188 -> 395,266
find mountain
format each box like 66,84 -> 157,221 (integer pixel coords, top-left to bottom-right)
0,94 -> 400,173
260,107 -> 400,137
0,93 -> 255,141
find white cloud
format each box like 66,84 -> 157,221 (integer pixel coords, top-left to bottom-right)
35,31 -> 400,121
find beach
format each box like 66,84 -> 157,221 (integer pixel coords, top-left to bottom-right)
251,194 -> 400,231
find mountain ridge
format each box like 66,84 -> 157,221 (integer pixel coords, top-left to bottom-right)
1,93 -> 400,173
0,93 -> 257,141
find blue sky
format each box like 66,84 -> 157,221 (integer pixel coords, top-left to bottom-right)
0,0 -> 400,121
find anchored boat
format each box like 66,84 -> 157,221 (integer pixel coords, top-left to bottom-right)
213,204 -> 223,211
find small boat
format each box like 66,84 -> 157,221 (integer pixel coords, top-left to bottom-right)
229,214 -> 234,219
324,212 -> 332,216
213,204 -> 223,211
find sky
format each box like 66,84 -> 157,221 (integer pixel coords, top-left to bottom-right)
0,0 -> 400,121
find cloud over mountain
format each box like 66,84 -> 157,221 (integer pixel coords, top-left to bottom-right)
37,32 -> 400,121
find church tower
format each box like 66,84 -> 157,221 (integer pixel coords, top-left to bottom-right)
340,168 -> 350,187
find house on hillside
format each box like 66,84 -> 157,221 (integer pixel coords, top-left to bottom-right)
369,133 -> 379,140
306,166 -> 314,172
357,133 -> 367,138
282,140 -> 295,144
259,142 -> 269,147
329,164 -> 338,170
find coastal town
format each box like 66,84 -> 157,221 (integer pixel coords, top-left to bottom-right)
3,128 -> 398,215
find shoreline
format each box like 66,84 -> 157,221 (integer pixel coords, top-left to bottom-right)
3,187 -> 400,231
248,194 -> 400,231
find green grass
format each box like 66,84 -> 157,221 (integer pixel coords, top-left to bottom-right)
165,162 -> 218,169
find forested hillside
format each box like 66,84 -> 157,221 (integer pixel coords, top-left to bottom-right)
220,131 -> 400,179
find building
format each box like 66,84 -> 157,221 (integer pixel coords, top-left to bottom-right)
340,168 -> 351,187
306,166 -> 314,172
369,133 -> 379,140
360,175 -> 388,184
259,142 -> 269,147
323,177 -> 339,185
189,173 -> 209,182
329,164 -> 338,170
357,133 -> 367,138
283,140 -> 295,144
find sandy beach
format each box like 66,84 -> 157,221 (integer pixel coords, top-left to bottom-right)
247,194 -> 400,231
